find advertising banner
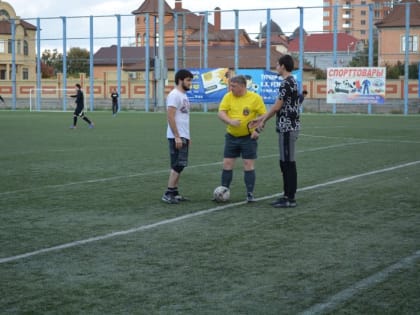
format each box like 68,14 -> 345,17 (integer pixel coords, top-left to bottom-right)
326,67 -> 386,104
186,68 -> 301,105
186,68 -> 229,103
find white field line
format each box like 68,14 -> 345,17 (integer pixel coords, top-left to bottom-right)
1,160 -> 419,265
299,249 -> 420,315
301,133 -> 420,144
0,141 -> 368,197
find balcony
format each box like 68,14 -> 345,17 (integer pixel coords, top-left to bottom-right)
342,14 -> 352,19
342,23 -> 351,28
343,4 -> 352,9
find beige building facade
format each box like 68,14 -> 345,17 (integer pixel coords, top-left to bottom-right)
0,0 -> 37,82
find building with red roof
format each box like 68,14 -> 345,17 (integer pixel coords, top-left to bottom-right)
288,33 -> 362,70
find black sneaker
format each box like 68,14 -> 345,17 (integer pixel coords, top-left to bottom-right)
174,194 -> 189,202
270,197 -> 286,206
161,194 -> 179,204
272,197 -> 296,208
247,192 -> 256,203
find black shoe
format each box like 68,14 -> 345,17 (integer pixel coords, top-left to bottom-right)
161,194 -> 179,204
272,197 -> 296,208
174,194 -> 189,202
247,192 -> 256,203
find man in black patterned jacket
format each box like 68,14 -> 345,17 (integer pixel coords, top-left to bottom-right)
251,54 -> 300,208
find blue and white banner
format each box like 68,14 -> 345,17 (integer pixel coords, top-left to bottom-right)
186,68 -> 301,105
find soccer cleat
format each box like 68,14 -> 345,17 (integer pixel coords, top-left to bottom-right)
161,194 -> 179,204
69,125 -> 77,129
174,194 -> 189,202
246,192 -> 256,203
272,197 -> 297,208
89,123 -> 95,128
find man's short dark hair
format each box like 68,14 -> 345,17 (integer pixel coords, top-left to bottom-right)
278,54 -> 294,72
175,69 -> 193,84
229,75 -> 247,86
75,83 -> 81,89
302,90 -> 308,95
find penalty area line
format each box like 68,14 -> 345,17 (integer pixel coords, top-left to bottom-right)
0,160 -> 419,265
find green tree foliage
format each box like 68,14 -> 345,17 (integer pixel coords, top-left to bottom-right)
67,47 -> 90,77
348,40 -> 378,68
40,47 -> 90,78
385,61 -> 419,80
41,49 -> 63,77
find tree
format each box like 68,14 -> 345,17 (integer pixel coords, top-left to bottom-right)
67,47 -> 90,77
41,48 -> 63,77
349,40 -> 378,68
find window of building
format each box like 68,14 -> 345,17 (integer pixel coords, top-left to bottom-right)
361,10 -> 366,16
323,20 -> 330,26
23,40 -> 29,56
22,68 -> 29,80
361,1 -> 366,5
0,9 -> 10,20
323,11 -> 329,17
360,30 -> 366,35
0,40 -> 5,53
402,35 -> 419,52
361,20 -> 366,25
8,39 -> 12,54
17,40 -> 21,54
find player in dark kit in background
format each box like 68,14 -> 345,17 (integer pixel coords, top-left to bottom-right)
110,88 -> 119,116
70,83 -> 94,129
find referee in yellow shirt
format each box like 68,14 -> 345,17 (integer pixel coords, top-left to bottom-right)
217,75 -> 267,202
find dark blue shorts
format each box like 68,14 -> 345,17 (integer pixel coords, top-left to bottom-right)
223,133 -> 257,159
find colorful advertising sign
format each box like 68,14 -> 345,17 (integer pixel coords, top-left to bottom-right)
186,68 -> 301,105
186,68 -> 229,103
327,67 -> 386,104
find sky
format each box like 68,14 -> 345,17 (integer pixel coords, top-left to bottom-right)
8,0 -> 323,51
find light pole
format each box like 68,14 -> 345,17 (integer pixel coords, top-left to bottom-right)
347,41 -> 354,56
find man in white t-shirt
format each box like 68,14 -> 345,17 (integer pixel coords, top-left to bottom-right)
162,69 -> 194,204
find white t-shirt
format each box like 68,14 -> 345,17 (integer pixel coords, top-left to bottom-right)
166,88 -> 191,139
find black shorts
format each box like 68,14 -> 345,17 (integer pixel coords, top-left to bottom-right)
223,133 -> 257,159
168,138 -> 189,168
74,106 -> 84,117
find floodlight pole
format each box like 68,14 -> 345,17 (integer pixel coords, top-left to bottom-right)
157,0 -> 166,111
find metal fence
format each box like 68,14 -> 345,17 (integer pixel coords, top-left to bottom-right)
2,2 -> 419,114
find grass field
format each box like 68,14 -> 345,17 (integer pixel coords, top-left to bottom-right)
1,111 -> 419,314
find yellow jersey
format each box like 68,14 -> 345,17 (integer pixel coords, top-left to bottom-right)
219,91 -> 267,137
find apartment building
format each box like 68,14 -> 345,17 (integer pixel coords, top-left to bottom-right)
323,0 -> 396,42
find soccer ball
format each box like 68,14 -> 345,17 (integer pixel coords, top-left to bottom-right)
213,186 -> 230,202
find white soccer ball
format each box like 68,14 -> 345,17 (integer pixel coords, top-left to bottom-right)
213,186 -> 230,202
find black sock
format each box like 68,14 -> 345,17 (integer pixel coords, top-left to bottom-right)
165,187 -> 176,196
244,170 -> 255,194
221,169 -> 233,188
83,116 -> 92,124
73,116 -> 77,126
